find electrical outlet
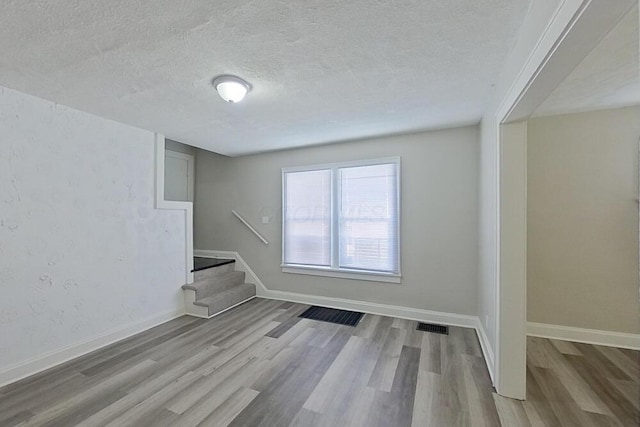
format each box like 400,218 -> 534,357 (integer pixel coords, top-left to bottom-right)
262,216 -> 270,224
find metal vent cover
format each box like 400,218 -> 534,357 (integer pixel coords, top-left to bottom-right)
299,306 -> 364,326
417,322 -> 449,335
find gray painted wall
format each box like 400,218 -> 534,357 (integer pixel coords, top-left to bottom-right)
528,106 -> 640,334
165,140 -> 196,202
166,139 -> 196,156
194,126 -> 480,316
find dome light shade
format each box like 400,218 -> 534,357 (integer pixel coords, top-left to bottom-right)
213,75 -> 251,103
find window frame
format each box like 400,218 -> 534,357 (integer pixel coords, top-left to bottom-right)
281,157 -> 401,284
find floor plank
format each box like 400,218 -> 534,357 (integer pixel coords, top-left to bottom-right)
1,299 -> 637,426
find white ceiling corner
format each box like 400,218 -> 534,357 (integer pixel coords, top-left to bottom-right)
0,0 -> 531,156
534,5 -> 640,118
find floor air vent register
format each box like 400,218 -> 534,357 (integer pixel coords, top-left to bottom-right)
299,306 -> 364,326
416,322 -> 449,335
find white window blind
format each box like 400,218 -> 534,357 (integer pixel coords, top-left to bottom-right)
283,169 -> 332,266
282,158 -> 400,279
339,163 -> 398,273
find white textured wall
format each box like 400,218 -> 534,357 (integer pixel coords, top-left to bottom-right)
0,86 -> 186,376
528,107 -> 640,334
195,126 -> 479,316
477,0 -> 562,367
478,118 -> 499,348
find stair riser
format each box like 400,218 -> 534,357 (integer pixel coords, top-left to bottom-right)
194,262 -> 236,281
195,272 -> 246,300
207,285 -> 257,316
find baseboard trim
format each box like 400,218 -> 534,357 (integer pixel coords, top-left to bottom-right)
0,308 -> 184,388
527,322 -> 640,350
475,320 -> 495,383
262,289 -> 478,328
196,248 -> 477,328
188,296 -> 257,319
195,248 -> 496,384
194,249 -> 477,328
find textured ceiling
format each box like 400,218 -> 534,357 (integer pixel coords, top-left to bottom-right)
0,0 -> 531,156
534,5 -> 639,117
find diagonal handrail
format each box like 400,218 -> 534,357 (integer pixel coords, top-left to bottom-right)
231,210 -> 269,245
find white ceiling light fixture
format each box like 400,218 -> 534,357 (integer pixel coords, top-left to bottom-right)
213,75 -> 252,103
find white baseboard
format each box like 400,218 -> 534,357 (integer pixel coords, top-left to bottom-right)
475,319 -> 495,383
194,249 -> 478,329
194,249 -> 235,259
0,308 -> 184,388
527,322 -> 640,350
187,296 -> 257,319
195,248 -> 496,385
262,288 -> 479,328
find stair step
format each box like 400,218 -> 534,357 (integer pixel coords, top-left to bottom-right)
193,283 -> 257,316
194,261 -> 237,281
182,271 -> 246,299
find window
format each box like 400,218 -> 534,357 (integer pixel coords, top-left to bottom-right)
282,158 -> 400,283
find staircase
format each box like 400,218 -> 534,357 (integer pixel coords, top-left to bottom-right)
182,257 -> 256,318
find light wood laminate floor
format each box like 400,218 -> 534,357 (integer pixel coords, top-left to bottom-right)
0,298 -> 637,426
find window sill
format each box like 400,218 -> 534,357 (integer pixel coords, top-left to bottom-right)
281,265 -> 402,284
